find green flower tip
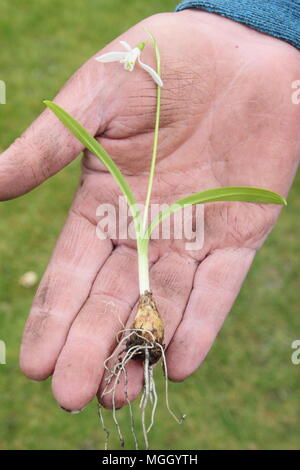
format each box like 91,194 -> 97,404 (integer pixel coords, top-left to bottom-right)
137,41 -> 146,51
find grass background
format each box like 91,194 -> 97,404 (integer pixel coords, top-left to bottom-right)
0,0 -> 299,450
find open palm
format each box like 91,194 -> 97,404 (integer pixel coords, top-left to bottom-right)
1,10 -> 299,411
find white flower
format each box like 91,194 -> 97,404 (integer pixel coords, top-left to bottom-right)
95,41 -> 163,87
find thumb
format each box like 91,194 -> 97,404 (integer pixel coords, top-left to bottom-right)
0,57 -> 107,201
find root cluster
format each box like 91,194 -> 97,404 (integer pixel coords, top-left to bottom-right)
98,291 -> 185,450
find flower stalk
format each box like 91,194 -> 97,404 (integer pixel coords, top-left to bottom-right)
142,34 -> 162,234
139,33 -> 162,294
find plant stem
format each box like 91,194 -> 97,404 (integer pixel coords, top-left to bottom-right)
138,35 -> 162,295
137,239 -> 150,294
142,38 -> 161,233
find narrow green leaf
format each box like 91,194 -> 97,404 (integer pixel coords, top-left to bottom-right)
144,186 -> 287,241
43,100 -> 141,231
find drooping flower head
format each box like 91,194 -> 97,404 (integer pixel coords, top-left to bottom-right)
95,40 -> 163,87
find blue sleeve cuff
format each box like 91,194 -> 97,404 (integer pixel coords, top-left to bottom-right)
175,1 -> 300,51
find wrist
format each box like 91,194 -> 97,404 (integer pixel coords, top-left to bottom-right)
176,1 -> 300,53
176,9 -> 300,60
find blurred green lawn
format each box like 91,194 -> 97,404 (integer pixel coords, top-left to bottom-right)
0,0 -> 300,450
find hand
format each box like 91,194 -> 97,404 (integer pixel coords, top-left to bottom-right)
1,10 -> 299,412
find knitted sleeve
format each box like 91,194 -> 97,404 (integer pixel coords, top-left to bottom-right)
175,1 -> 300,50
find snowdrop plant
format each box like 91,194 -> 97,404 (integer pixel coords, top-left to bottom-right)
44,33 -> 286,450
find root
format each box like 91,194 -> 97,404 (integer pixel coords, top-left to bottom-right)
112,367 -> 125,448
157,342 -> 186,425
123,365 -> 139,450
147,366 -> 158,434
141,347 -> 150,449
98,403 -> 110,451
99,328 -> 186,450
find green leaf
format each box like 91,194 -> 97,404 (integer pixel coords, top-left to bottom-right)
43,100 -> 141,230
144,186 -> 287,241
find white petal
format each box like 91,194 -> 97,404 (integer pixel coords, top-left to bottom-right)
138,57 -> 163,87
119,40 -> 132,52
95,51 -> 127,63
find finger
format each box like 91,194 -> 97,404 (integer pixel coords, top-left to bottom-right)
20,207 -> 112,380
99,252 -> 198,409
0,20 -> 158,202
51,246 -> 141,411
0,56 -> 107,200
166,247 -> 256,381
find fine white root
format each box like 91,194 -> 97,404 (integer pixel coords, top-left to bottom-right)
98,328 -> 185,450
157,342 -> 186,425
147,366 -> 158,434
123,365 -> 139,450
103,331 -> 135,373
98,404 -> 110,451
102,344 -> 141,397
141,347 -> 150,450
101,344 -> 142,448
112,366 -> 125,448
139,390 -> 145,410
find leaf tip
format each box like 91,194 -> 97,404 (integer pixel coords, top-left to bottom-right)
43,100 -> 52,108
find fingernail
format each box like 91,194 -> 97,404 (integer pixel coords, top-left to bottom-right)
60,406 -> 84,414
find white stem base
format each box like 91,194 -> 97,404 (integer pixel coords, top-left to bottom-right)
138,251 -> 150,294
